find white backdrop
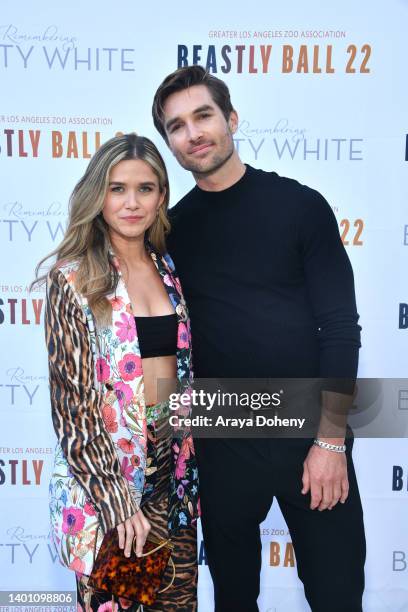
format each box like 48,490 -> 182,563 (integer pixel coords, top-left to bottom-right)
1,1 -> 407,610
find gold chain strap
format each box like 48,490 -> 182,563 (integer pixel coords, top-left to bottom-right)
158,556 -> 176,593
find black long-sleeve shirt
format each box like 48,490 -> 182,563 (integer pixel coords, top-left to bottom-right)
167,164 -> 361,381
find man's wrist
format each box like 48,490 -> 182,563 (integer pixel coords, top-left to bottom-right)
313,438 -> 346,453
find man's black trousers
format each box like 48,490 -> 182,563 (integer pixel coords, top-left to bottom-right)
195,436 -> 366,612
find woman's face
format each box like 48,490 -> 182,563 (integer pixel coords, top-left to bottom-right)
102,159 -> 165,245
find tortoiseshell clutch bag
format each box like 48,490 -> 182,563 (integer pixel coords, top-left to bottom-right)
88,527 -> 175,606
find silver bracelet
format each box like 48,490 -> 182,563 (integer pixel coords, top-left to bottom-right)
313,439 -> 346,453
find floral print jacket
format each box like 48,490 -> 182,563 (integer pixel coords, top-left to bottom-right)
46,245 -> 199,575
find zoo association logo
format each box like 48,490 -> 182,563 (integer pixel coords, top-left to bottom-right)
261,528 -> 296,568
0,291 -> 44,326
0,127 -> 104,158
198,530 -> 296,568
0,447 -> 51,486
392,464 -> 408,492
391,459 -> 408,575
399,303 -> 408,329
176,40 -> 372,75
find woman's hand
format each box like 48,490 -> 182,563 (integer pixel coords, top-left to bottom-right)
116,509 -> 151,557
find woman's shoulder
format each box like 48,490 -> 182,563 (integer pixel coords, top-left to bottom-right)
46,259 -> 84,302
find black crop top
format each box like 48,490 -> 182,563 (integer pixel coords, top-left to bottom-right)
134,313 -> 178,358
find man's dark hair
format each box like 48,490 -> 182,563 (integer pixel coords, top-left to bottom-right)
152,65 -> 234,143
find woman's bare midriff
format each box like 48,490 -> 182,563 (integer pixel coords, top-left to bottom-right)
142,354 -> 178,406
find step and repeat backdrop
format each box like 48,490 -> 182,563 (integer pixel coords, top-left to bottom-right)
1,1 -> 407,610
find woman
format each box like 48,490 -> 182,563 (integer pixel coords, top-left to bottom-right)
33,133 -> 199,611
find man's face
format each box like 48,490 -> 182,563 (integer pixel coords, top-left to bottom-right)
162,84 -> 237,176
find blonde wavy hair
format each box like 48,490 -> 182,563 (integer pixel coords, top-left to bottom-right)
31,133 -> 170,324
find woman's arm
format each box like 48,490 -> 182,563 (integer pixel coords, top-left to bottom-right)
46,268 -> 139,532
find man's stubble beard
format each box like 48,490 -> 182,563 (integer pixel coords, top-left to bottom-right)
175,130 -> 235,177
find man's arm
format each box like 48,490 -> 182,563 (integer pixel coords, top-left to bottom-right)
297,188 -> 361,510
298,187 -> 361,384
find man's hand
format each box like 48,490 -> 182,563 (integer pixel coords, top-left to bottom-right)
117,508 -> 151,557
301,444 -> 349,511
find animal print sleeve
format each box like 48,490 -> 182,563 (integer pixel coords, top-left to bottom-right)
45,268 -> 139,532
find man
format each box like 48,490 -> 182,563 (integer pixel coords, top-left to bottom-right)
152,66 -> 366,612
